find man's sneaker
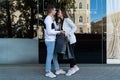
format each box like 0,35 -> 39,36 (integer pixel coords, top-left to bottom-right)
55,69 -> 66,75
66,65 -> 79,76
45,71 -> 56,78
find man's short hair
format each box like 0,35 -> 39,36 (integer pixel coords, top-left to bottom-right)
47,4 -> 55,14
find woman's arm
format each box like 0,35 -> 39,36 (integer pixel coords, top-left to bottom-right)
65,18 -> 77,35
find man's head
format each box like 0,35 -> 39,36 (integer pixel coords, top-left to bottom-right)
47,4 -> 56,16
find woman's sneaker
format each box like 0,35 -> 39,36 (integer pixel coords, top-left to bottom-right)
66,65 -> 79,76
55,69 -> 66,75
45,71 -> 56,78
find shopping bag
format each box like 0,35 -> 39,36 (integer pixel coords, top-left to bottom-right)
55,34 -> 67,54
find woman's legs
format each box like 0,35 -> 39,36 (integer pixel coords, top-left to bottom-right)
66,43 -> 79,76
69,43 -> 76,68
69,59 -> 76,68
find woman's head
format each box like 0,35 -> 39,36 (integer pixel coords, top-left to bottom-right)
58,7 -> 68,19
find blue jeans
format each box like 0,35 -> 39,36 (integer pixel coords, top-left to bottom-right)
45,41 -> 59,72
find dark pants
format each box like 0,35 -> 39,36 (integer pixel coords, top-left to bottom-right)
69,43 -> 76,68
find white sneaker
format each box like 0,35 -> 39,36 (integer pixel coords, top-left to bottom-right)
55,69 -> 66,75
74,65 -> 80,72
66,65 -> 79,76
45,71 -> 56,78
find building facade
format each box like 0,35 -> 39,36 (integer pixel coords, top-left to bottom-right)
74,0 -> 91,33
91,17 -> 106,34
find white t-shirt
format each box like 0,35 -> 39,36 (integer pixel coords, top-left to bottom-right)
44,16 -> 60,41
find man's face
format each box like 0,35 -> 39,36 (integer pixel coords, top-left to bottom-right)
51,8 -> 56,16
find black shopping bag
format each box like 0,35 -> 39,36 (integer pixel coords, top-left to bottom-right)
55,34 -> 67,54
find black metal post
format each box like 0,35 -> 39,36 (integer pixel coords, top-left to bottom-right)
6,0 -> 12,38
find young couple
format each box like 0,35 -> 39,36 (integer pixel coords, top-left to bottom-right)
44,4 -> 79,78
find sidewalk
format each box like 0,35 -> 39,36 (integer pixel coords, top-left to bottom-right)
0,64 -> 120,80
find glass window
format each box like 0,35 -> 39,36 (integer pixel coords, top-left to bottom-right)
80,28 -> 83,33
79,2 -> 82,9
88,28 -> 89,33
79,16 -> 83,22
87,4 -> 89,9
87,17 -> 89,23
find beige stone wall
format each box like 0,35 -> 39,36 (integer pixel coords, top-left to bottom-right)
74,0 -> 91,33
107,12 -> 120,59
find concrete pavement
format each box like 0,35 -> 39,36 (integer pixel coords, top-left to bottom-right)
0,64 -> 120,80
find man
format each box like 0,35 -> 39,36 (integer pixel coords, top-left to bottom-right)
44,4 -> 66,78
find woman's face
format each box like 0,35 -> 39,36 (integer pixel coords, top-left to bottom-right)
58,9 -> 63,18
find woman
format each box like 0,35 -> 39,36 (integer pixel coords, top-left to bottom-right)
58,7 -> 79,76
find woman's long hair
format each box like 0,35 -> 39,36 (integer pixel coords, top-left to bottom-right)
59,7 -> 69,18
58,7 -> 69,27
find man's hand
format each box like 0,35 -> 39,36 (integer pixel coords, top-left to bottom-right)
60,30 -> 65,34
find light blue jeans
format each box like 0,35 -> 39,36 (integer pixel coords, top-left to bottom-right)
45,41 -> 59,72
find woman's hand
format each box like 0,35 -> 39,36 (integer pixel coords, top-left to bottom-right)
60,30 -> 65,34
66,34 -> 71,38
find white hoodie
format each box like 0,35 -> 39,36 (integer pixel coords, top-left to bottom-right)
44,16 -> 60,41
